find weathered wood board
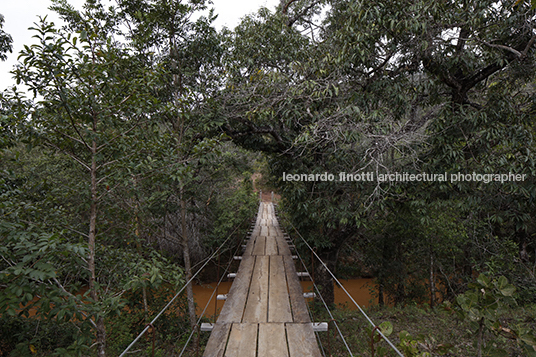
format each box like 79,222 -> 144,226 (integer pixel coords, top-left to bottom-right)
286,323 -> 322,357
243,256 -> 269,323
225,323 -> 258,357
268,255 -> 292,322
283,255 -> 311,323
258,323 -> 289,357
217,255 -> 255,323
203,323 -> 231,357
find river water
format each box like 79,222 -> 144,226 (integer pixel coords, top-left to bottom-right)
192,278 -> 376,317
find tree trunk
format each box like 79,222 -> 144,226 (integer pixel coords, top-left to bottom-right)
477,317 -> 484,357
96,317 -> 106,357
133,188 -> 149,319
181,192 -> 197,338
430,244 -> 436,308
89,141 -> 106,357
519,231 -> 529,263
377,281 -> 384,307
314,249 -> 338,307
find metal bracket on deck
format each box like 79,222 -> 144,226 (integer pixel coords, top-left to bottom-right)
296,272 -> 310,277
200,323 -> 214,332
227,273 -> 237,278
233,256 -> 242,260
292,255 -> 298,260
312,322 -> 329,332
303,292 -> 316,299
217,294 -> 227,301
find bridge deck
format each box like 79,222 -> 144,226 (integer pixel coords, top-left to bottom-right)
203,202 -> 321,357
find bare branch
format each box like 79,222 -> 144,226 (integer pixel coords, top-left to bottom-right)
44,140 -> 91,171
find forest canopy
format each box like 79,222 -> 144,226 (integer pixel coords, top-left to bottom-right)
1,0 -> 536,356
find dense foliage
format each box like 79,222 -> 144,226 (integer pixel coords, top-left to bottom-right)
1,0 -> 536,355
1,0 -> 256,355
217,0 -> 536,308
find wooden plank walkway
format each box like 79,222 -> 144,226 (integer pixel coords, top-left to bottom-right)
203,202 -> 321,357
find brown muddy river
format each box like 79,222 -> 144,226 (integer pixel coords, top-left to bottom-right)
192,278 -> 376,317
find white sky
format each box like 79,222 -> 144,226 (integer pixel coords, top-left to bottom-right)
0,0 -> 279,91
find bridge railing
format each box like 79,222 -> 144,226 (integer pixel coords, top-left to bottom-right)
277,207 -> 404,357
119,212 -> 255,357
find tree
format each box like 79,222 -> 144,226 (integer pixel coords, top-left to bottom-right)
12,1 -> 164,354
0,14 -> 12,61
113,0 -> 229,335
216,0 -> 536,305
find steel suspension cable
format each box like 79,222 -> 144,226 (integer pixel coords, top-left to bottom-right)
284,218 -> 404,357
274,206 -> 328,357
293,241 -> 354,356
178,227 -> 249,356
119,215 -> 251,357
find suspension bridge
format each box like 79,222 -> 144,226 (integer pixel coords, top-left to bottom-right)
120,199 -> 404,357
202,202 -> 321,356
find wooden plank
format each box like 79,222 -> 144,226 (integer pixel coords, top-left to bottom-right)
243,256 -> 269,322
260,226 -> 269,237
272,226 -> 283,236
283,255 -> 311,322
274,234 -> 291,256
253,236 -> 266,256
243,234 -> 257,256
225,323 -> 258,357
256,204 -> 263,225
258,323 -> 289,357
217,255 -> 255,323
203,323 -> 231,357
261,203 -> 267,218
286,323 -> 322,357
252,223 -> 261,233
267,203 -> 275,217
268,255 -> 293,322
265,236 -> 278,255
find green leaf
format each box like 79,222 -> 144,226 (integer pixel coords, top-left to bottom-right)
379,321 -> 393,337
500,284 -> 516,297
477,274 -> 490,288
520,333 -> 536,346
497,276 -> 508,290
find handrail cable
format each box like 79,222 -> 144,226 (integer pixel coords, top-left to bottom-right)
293,238 -> 354,356
178,223 -> 249,356
274,207 -> 327,357
284,217 -> 405,357
119,214 -> 252,357
297,245 -> 328,357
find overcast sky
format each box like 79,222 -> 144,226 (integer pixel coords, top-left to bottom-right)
0,0 -> 279,91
